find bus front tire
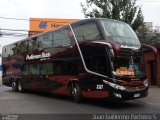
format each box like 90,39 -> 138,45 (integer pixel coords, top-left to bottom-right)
18,80 -> 25,92
72,83 -> 82,103
12,79 -> 18,92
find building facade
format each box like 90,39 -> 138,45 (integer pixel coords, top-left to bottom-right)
143,44 -> 160,87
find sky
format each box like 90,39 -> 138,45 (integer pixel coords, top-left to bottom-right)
0,0 -> 160,47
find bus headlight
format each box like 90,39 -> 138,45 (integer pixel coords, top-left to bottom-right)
143,79 -> 148,87
103,80 -> 126,90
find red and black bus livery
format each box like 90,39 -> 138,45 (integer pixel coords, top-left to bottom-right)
2,18 -> 148,102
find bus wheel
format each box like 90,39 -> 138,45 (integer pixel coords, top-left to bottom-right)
67,83 -> 72,97
72,83 -> 82,102
18,80 -> 24,92
12,79 -> 18,92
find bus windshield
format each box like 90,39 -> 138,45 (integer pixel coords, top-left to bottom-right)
101,20 -> 140,46
112,55 -> 145,78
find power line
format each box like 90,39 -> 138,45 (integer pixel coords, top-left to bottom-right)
1,33 -> 27,37
137,0 -> 160,2
0,27 -> 45,38
2,34 -> 27,37
0,16 -> 44,22
1,28 -> 29,32
1,36 -> 27,38
0,16 -> 77,23
0,16 -> 49,21
1,32 -> 28,36
0,28 -> 29,38
0,17 -> 29,21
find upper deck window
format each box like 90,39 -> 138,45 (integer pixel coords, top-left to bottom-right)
10,43 -> 19,55
19,41 -> 28,53
73,22 -> 101,42
28,37 -> 39,51
53,28 -> 71,47
101,20 -> 140,46
38,33 -> 53,50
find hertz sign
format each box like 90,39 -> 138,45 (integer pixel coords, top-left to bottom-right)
29,18 -> 78,36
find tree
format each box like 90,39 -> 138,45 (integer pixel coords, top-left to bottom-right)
136,24 -> 149,43
81,0 -> 144,31
146,28 -> 160,44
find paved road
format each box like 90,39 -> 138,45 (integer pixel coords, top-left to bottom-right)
0,85 -> 160,120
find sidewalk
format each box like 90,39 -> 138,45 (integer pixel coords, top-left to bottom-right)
138,86 -> 160,106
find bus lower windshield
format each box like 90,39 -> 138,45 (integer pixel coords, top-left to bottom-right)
112,55 -> 145,78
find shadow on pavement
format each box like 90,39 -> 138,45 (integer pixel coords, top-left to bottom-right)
12,89 -> 144,110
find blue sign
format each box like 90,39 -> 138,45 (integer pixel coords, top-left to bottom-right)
39,21 -> 48,29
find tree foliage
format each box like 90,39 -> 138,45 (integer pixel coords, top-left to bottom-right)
81,0 -> 144,31
136,24 -> 150,43
146,29 -> 160,44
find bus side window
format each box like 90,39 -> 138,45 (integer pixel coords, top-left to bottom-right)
30,64 -> 39,75
28,37 -> 39,51
38,33 -> 53,50
2,47 -> 9,57
19,41 -> 28,53
73,22 -> 101,42
40,63 -> 54,75
53,28 -> 71,47
23,65 -> 29,75
10,43 -> 20,56
28,40 -> 32,52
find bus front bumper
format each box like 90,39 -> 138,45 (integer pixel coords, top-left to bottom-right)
103,80 -> 149,101
109,87 -> 148,101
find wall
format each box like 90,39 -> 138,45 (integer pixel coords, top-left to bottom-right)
143,50 -> 160,87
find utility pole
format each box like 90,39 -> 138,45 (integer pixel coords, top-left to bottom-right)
0,28 -> 2,37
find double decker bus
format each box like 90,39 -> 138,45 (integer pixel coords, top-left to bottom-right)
2,18 -> 148,102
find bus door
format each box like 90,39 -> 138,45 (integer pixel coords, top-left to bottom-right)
37,62 -> 57,92
22,64 -> 39,90
38,60 -> 75,93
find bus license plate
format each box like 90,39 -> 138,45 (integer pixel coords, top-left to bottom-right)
134,93 -> 140,98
